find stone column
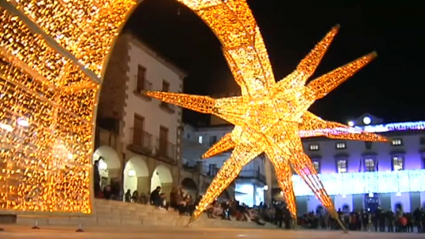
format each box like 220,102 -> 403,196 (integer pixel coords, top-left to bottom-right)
162,182 -> 173,201
137,176 -> 150,194
264,156 -> 273,205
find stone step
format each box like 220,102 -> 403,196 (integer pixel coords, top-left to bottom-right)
15,199 -> 278,230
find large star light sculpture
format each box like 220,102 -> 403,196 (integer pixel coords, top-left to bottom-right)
146,2 -> 386,229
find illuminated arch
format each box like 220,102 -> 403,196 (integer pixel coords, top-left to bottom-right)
181,177 -> 198,196
0,0 -> 267,216
151,165 -> 173,195
123,156 -> 149,193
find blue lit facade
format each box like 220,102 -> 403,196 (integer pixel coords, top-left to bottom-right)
283,114 -> 425,215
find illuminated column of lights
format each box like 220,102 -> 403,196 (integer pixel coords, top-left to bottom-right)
6,0 -> 137,76
0,7 -> 98,213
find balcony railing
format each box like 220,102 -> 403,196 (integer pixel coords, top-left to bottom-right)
95,127 -> 118,149
128,128 -> 152,154
202,165 -> 218,177
136,79 -> 152,93
238,170 -> 266,183
155,139 -> 176,162
160,102 -> 175,113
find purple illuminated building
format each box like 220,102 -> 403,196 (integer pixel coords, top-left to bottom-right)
290,114 -> 425,215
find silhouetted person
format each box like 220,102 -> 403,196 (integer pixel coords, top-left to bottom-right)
150,186 -> 161,207
93,160 -> 101,197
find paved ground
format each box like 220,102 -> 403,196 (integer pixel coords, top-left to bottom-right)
0,225 -> 423,239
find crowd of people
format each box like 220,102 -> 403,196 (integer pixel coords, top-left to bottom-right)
297,206 -> 425,233
94,161 -> 425,233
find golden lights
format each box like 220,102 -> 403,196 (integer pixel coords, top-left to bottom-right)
0,0 -> 384,228
0,7 -> 98,214
145,0 -> 386,229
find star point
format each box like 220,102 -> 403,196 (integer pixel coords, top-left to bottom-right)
147,2 -> 384,231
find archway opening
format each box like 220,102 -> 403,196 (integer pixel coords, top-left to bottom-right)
124,156 -> 149,195
316,205 -> 324,216
181,177 -> 198,198
151,165 -> 173,198
395,202 -> 403,213
342,204 -> 350,214
93,146 -> 121,189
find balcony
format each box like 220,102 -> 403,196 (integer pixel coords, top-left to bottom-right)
237,170 -> 266,184
155,139 -> 176,163
160,102 -> 175,114
127,128 -> 153,155
202,164 -> 218,177
95,127 -> 119,149
134,80 -> 153,100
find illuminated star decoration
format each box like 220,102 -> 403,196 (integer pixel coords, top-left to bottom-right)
145,2 -> 386,229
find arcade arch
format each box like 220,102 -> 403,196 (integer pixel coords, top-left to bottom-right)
93,146 -> 121,188
123,156 -> 149,194
181,177 -> 198,197
151,165 -> 173,197
342,204 -> 350,214
394,202 -> 403,213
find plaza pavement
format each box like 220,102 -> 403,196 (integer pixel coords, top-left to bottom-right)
0,225 -> 423,239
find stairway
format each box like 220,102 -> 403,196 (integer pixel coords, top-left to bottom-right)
15,199 -> 278,229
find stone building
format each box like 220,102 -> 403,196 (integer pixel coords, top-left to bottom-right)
94,31 -> 186,198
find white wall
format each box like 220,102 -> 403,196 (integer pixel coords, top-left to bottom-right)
184,124 -> 266,177
122,38 -> 183,148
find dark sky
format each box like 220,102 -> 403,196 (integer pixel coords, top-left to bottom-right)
125,0 -> 425,126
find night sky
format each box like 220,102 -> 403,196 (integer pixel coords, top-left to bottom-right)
125,0 -> 425,126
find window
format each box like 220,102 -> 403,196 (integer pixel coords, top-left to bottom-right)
365,142 -> 372,150
162,80 -> 170,92
392,155 -> 403,171
208,164 -> 217,176
132,114 -> 144,146
309,144 -> 319,151
159,126 -> 168,153
210,136 -> 217,146
136,65 -> 146,92
198,136 -> 203,144
364,158 -> 375,172
186,134 -> 190,139
336,142 -> 346,149
312,160 -> 320,173
420,137 -> 425,145
337,159 -> 348,173
391,138 -> 402,146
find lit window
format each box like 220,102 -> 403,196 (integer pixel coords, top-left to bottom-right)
309,144 -> 319,151
391,139 -> 402,146
337,159 -> 347,173
392,156 -> 403,171
198,136 -> 203,144
364,158 -> 375,172
312,161 -> 320,173
336,142 -> 346,149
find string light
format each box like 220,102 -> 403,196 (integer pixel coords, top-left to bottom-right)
0,7 -> 98,213
0,0 -> 384,231
145,1 -> 386,230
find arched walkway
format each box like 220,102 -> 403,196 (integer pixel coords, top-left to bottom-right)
93,146 -> 121,188
181,177 -> 198,197
123,156 -> 149,194
151,165 -> 173,197
342,204 -> 350,214
394,202 -> 403,213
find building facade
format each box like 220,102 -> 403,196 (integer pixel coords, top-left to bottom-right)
273,114 -> 425,215
183,123 -> 267,207
94,31 -> 186,198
